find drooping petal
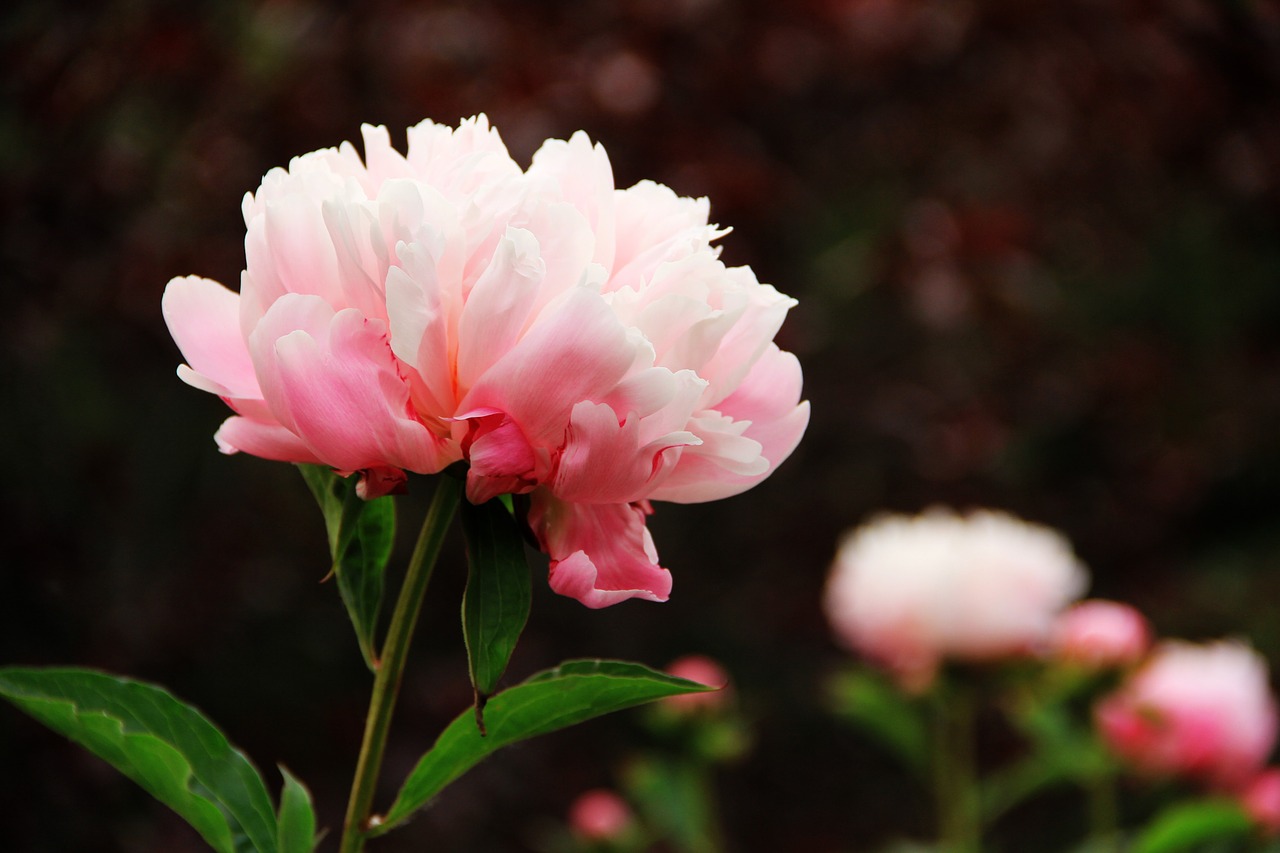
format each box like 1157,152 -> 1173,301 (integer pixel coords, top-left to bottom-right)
214,415 -> 323,463
529,493 -> 672,608
162,276 -> 261,400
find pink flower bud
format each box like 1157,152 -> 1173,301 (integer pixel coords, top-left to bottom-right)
1052,599 -> 1151,669
664,655 -> 732,711
569,789 -> 633,841
823,508 -> 1088,690
1096,640 -> 1278,789
1242,768 -> 1280,835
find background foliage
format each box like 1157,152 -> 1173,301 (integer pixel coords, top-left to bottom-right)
4,1 -> 1280,849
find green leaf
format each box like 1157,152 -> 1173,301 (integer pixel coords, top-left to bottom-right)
1132,799 -> 1253,853
298,464 -> 396,670
460,497 -> 532,702
827,668 -> 929,774
0,667 -> 278,853
276,766 -> 317,853
374,660 -> 714,834
625,756 -> 721,853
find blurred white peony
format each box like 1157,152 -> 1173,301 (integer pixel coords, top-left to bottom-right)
824,508 -> 1088,690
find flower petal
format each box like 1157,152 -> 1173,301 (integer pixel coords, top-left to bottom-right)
162,276 -> 260,399
529,493 -> 672,608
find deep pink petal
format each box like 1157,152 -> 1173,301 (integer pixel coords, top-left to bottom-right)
529,493 -> 672,608
552,401 -> 698,504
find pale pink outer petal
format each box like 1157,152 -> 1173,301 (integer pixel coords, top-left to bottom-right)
248,294 -> 449,476
650,345 -> 810,503
457,287 -> 641,447
162,276 -> 261,399
529,493 -> 672,608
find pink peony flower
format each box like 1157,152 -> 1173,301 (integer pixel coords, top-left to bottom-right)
568,789 -> 634,841
163,116 -> 808,607
1096,640 -> 1278,790
664,654 -> 732,712
822,508 -> 1088,690
1242,768 -> 1280,835
1051,599 -> 1151,669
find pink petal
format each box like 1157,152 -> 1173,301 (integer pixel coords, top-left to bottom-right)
462,412 -> 543,504
529,493 -> 672,608
214,415 -> 323,463
650,345 -> 809,503
455,228 -> 545,391
457,287 -> 640,447
551,401 -> 698,504
249,295 -> 450,475
162,276 -> 260,399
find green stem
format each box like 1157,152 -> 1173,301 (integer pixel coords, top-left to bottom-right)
339,476 -> 463,853
1087,768 -> 1118,852
933,684 -> 980,853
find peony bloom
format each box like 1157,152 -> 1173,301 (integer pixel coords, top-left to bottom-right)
1242,768 -> 1280,835
664,654 -> 732,712
1051,599 -> 1151,669
162,116 -> 808,608
1095,640 -> 1278,790
823,508 -> 1088,690
568,789 -> 634,841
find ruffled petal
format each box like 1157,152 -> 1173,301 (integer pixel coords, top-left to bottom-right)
529,493 -> 672,608
650,345 -> 809,503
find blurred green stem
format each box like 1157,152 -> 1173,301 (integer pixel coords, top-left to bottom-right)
1087,769 -> 1118,852
933,684 -> 980,853
340,476 -> 462,853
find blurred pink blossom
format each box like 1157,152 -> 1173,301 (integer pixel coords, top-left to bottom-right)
1051,599 -> 1151,669
163,116 -> 808,607
823,508 -> 1088,690
665,654 -> 731,711
1242,768 -> 1280,835
568,789 -> 634,841
1096,640 -> 1278,790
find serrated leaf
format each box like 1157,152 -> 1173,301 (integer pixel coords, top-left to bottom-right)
460,497 -> 532,702
374,660 -> 713,834
276,766 -> 317,853
1132,799 -> 1253,853
827,668 -> 929,773
298,464 -> 396,670
0,667 -> 278,853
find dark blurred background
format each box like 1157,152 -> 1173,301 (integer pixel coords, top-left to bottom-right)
4,1 -> 1280,850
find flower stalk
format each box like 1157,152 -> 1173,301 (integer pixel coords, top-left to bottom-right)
340,476 -> 463,853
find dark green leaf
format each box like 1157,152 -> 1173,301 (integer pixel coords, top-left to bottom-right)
298,464 -> 396,670
827,668 -> 929,773
460,497 -> 532,701
1132,799 -> 1253,853
276,766 -> 317,853
0,667 -> 278,853
374,660 -> 713,833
